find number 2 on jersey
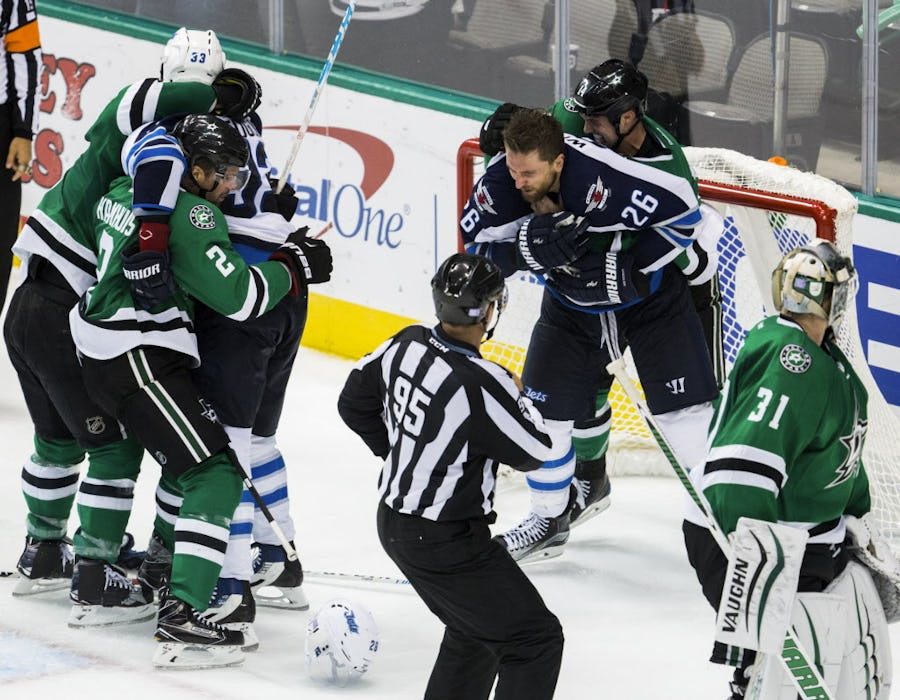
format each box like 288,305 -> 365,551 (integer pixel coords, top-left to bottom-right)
747,387 -> 790,429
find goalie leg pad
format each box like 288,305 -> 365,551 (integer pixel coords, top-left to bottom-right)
745,591 -> 846,699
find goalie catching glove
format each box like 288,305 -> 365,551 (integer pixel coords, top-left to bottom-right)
212,68 -> 262,121
517,211 -> 590,272
270,227 -> 333,295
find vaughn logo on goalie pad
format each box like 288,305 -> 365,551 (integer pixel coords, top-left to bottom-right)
715,518 -> 808,655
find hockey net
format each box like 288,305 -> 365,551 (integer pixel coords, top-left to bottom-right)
457,138 -> 899,555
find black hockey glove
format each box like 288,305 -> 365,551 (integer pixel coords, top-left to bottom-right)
267,176 -> 299,221
121,244 -> 178,310
517,211 -> 590,273
479,102 -> 524,157
550,251 -> 651,305
212,68 -> 262,121
269,227 -> 333,295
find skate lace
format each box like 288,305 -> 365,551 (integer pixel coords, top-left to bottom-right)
105,565 -> 132,590
504,514 -> 549,549
191,606 -> 227,632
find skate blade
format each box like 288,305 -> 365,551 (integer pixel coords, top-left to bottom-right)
68,602 -> 156,628
569,495 -> 612,529
253,585 -> 309,611
12,575 -> 70,597
152,642 -> 244,670
224,622 -> 259,652
517,543 -> 568,565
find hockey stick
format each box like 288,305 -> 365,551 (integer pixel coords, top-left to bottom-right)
606,358 -> 836,700
230,459 -> 299,563
275,1 -> 356,194
304,570 -> 412,587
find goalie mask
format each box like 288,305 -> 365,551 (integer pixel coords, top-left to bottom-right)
432,253 -> 508,339
305,598 -> 379,686
771,238 -> 858,330
161,28 -> 226,84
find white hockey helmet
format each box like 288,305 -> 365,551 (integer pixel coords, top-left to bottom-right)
305,598 -> 379,686
160,27 -> 225,85
771,238 -> 858,330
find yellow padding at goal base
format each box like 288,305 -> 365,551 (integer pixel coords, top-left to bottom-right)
301,292 -> 420,360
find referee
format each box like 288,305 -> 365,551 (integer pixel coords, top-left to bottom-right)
338,253 -> 565,700
1,0 -> 41,311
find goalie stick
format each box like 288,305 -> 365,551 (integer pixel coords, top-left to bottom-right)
275,1 -> 356,194
606,358 -> 837,700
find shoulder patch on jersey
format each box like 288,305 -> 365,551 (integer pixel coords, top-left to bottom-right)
779,344 -> 812,374
473,180 -> 497,215
584,175 -> 610,213
189,204 -> 216,230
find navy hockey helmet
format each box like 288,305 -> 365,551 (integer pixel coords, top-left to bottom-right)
172,114 -> 249,184
772,238 -> 858,330
432,253 -> 507,329
567,59 -> 649,121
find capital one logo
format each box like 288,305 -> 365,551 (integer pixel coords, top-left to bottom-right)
267,125 -> 404,248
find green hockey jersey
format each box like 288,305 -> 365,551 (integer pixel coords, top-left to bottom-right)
70,176 -> 292,364
14,79 -> 216,295
700,315 -> 871,540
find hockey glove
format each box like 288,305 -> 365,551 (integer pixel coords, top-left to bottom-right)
479,102 -> 524,157
267,176 -> 299,221
550,251 -> 650,305
212,68 -> 262,121
121,244 -> 178,310
269,227 -> 333,295
517,211 -> 590,272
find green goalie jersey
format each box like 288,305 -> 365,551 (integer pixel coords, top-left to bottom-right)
70,176 -> 291,365
700,315 -> 871,540
14,79 -> 216,295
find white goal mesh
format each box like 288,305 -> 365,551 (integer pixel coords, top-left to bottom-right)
457,139 -> 899,556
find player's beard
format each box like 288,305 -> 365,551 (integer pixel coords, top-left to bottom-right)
520,170 -> 560,204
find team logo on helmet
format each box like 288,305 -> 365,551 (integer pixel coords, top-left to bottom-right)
779,344 -> 812,374
584,176 -> 610,213
189,204 -> 216,230
474,181 -> 497,215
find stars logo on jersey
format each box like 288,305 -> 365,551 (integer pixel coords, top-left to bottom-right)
584,176 -> 610,213
189,204 -> 216,230
473,181 -> 497,215
826,416 -> 868,489
779,344 -> 811,374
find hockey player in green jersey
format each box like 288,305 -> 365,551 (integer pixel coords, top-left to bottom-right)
4,28 -> 259,596
684,240 -> 892,699
68,114 -> 327,669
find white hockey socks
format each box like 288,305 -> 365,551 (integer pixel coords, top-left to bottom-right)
526,419 -> 575,518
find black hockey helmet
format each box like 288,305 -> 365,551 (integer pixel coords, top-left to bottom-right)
172,113 -> 249,176
567,59 -> 649,121
432,253 -> 507,329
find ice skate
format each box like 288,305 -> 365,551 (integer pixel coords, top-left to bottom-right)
137,531 -> 172,594
568,474 -> 611,528
68,558 -> 155,628
250,542 -> 309,610
493,512 -> 570,563
201,577 -> 258,651
13,536 -> 75,596
153,589 -> 245,669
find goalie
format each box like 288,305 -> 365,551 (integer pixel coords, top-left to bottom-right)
683,239 -> 895,699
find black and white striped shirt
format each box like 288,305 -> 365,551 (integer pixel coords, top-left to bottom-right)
1,0 -> 41,139
338,324 -> 557,522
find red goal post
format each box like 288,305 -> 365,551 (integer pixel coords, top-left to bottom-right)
457,137 -> 899,555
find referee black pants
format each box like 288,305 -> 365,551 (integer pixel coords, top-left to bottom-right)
377,504 -> 563,700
